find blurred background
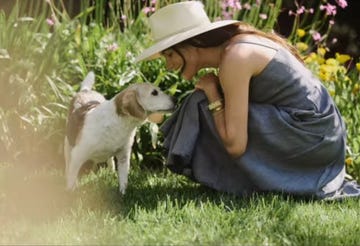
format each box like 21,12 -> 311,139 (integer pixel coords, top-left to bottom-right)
278,0 -> 360,58
1,0 -> 359,178
1,0 -> 359,57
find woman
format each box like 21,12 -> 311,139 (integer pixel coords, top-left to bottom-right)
136,1 -> 360,199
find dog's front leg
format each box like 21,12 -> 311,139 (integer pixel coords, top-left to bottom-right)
64,137 -> 71,176
116,147 -> 131,195
66,150 -> 87,191
106,157 -> 116,171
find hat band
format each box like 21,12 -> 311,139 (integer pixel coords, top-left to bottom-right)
154,19 -> 210,42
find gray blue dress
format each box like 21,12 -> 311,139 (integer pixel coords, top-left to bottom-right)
161,42 -> 360,199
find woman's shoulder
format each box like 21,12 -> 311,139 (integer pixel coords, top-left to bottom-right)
221,35 -> 279,76
228,34 -> 281,49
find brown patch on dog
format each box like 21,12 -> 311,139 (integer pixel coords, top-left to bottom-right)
66,100 -> 100,146
114,90 -> 146,120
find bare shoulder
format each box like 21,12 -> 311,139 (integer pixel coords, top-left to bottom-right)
221,35 -> 278,76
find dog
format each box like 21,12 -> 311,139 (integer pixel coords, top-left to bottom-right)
64,71 -> 175,194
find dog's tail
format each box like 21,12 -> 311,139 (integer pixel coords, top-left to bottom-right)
80,71 -> 95,92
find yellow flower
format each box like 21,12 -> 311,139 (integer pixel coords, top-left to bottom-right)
319,63 -> 338,82
353,84 -> 360,94
304,52 -> 317,63
321,64 -> 336,73
338,66 -> 347,74
325,58 -> 338,66
296,42 -> 308,52
317,47 -> 326,57
329,90 -> 335,96
335,53 -> 351,64
356,63 -> 360,71
296,29 -> 306,38
345,157 -> 353,166
319,67 -> 330,81
319,72 -> 329,81
344,75 -> 351,82
316,57 -> 325,65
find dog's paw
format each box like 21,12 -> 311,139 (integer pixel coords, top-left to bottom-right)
66,185 -> 76,192
66,180 -> 77,191
119,183 -> 127,195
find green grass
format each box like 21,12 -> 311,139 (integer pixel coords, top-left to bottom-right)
1,2 -> 359,245
1,162 -> 359,245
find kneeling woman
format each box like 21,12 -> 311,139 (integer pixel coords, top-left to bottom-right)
135,1 -> 360,199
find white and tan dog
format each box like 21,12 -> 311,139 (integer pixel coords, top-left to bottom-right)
64,71 -> 175,194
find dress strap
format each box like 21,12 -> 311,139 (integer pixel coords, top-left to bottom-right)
234,41 -> 278,51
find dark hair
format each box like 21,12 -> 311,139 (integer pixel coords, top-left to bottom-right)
178,23 -> 303,63
184,24 -> 239,47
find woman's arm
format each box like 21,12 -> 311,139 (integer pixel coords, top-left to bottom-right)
196,44 -> 264,158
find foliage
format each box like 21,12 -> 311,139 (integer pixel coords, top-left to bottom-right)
0,1 -> 359,243
0,2 -> 72,163
279,0 -> 360,178
0,0 -> 359,179
304,48 -> 360,178
1,164 -> 360,245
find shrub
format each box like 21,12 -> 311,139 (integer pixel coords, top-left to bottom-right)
0,0 -> 359,180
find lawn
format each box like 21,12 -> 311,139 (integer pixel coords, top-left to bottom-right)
1,162 -> 359,245
1,1 -> 360,245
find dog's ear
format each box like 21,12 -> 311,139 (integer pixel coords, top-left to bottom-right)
115,90 -> 146,120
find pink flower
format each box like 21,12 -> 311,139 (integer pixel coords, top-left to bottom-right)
222,11 -> 233,20
289,6 -> 312,16
46,14 -> 57,26
143,7 -> 155,14
221,0 -> 241,10
296,6 -> 305,15
259,13 -> 267,20
243,3 -> 251,10
335,0 -> 348,9
320,3 -> 337,16
312,31 -> 322,42
107,43 -> 118,52
46,18 -> 55,26
234,1 -> 241,10
226,0 -> 235,8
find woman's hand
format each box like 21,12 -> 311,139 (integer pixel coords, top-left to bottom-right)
148,112 -> 165,123
195,73 -> 222,101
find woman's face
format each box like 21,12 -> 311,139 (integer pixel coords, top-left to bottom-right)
161,49 -> 183,71
161,46 -> 198,80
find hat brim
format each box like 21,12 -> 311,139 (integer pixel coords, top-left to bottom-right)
135,20 -> 240,62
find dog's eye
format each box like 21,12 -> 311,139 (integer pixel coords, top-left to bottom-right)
151,89 -> 158,96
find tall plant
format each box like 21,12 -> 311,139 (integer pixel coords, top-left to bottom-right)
1,0 -> 359,180
0,2 -> 72,163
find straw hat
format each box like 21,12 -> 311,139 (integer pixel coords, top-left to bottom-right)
135,1 -> 240,62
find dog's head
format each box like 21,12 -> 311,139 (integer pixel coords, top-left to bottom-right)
114,83 -> 175,121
